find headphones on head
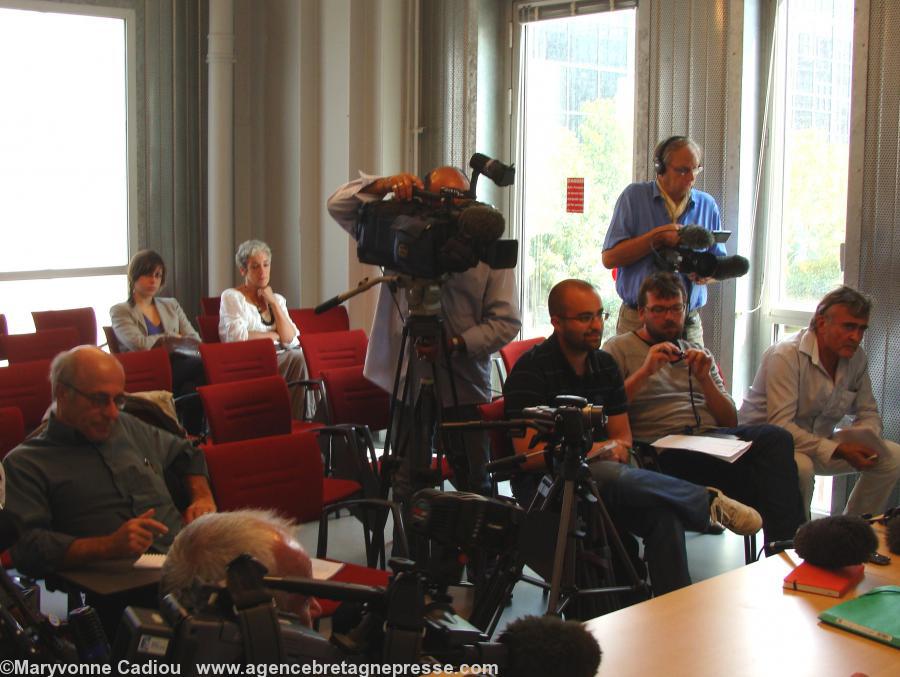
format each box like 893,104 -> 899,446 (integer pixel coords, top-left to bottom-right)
653,135 -> 689,175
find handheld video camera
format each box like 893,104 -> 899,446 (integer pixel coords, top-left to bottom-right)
653,225 -> 749,281
354,153 -> 519,279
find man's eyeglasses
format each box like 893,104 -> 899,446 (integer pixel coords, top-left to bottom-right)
646,303 -> 686,316
560,311 -> 610,324
672,165 -> 703,177
61,381 -> 126,410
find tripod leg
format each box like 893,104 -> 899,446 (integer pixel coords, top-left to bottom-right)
585,479 -> 647,588
546,479 -> 577,615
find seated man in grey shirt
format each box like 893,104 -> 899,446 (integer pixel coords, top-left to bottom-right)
2,346 -> 216,578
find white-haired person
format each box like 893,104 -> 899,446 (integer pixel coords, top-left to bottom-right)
219,239 -> 309,418
160,509 -> 321,627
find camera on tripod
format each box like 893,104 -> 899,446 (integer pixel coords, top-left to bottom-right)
354,153 -> 519,279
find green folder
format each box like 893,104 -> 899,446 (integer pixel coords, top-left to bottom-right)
818,585 -> 900,649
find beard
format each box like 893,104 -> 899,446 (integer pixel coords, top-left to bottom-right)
645,319 -> 683,343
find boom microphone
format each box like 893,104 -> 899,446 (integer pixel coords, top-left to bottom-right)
709,254 -> 750,281
469,153 -> 516,187
678,224 -> 716,249
457,204 -> 506,243
793,515 -> 878,568
497,615 -> 602,677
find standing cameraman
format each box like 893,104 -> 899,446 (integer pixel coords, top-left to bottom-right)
327,167 -> 520,505
602,136 -> 726,345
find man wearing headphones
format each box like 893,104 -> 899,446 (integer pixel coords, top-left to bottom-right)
602,136 -> 726,345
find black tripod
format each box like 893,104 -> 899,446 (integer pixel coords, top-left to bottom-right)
449,400 -> 649,630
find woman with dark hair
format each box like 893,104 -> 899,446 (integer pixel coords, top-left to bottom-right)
110,249 -> 205,431
219,239 -> 309,418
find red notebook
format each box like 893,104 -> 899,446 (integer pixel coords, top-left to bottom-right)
783,562 -> 865,598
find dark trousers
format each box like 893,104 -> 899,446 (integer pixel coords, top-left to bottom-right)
656,423 -> 806,543
169,353 -> 205,435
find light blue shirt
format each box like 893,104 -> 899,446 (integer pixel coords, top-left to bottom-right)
603,181 -> 725,311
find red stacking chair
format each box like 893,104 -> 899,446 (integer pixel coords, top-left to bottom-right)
103,326 -> 122,354
0,359 -> 52,433
288,306 -> 350,335
200,297 -> 221,316
299,329 -> 368,378
32,307 -> 98,346
0,406 -> 25,459
5,327 -> 80,364
197,375 -> 320,444
114,348 -> 173,393
199,339 -> 278,385
202,431 -> 398,602
0,313 -> 8,361
499,336 -> 545,376
196,315 -> 221,343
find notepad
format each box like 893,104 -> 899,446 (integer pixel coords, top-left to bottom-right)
652,434 -> 753,463
818,585 -> 900,648
134,553 -> 167,569
783,562 -> 865,598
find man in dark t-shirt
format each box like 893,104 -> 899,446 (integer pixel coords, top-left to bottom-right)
503,280 -> 760,596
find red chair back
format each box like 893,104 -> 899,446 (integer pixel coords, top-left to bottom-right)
299,329 -> 368,378
477,397 -> 513,463
204,431 -> 325,523
321,365 -> 391,431
0,314 -> 8,361
114,348 -> 173,393
288,306 -> 350,335
199,339 -> 277,385
0,359 -> 52,432
198,375 -> 292,443
103,326 -> 122,354
200,297 -> 221,316
5,327 -> 80,364
500,337 -> 545,375
32,307 -> 98,346
0,406 -> 25,459
196,315 -> 221,343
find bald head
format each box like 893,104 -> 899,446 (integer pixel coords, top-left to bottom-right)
51,346 -> 126,441
548,279 -> 599,318
426,166 -> 470,194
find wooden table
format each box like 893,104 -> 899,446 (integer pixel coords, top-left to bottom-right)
585,527 -> 899,677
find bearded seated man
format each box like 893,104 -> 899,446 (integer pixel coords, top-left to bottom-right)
602,272 -> 806,546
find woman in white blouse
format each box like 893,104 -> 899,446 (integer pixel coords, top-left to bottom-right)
219,240 -> 309,418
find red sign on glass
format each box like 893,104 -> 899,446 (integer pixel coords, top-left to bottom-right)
566,177 -> 584,213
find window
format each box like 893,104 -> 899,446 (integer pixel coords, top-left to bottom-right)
765,0 -> 853,318
761,0 -> 854,515
0,1 -> 136,336
514,9 -> 636,340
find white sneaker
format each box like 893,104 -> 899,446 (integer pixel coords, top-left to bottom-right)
708,487 -> 762,536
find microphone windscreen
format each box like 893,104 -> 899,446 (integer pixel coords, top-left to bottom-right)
710,254 -> 750,281
887,516 -> 900,555
678,224 -> 716,250
499,615 -> 601,677
0,509 -> 23,552
794,515 -> 878,568
458,205 -> 505,244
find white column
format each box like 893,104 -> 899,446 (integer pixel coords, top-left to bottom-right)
207,0 -> 235,295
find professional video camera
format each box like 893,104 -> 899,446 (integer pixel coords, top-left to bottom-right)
354,153 -> 519,279
653,224 -> 750,281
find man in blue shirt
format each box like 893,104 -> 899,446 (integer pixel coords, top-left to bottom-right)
602,136 -> 725,345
